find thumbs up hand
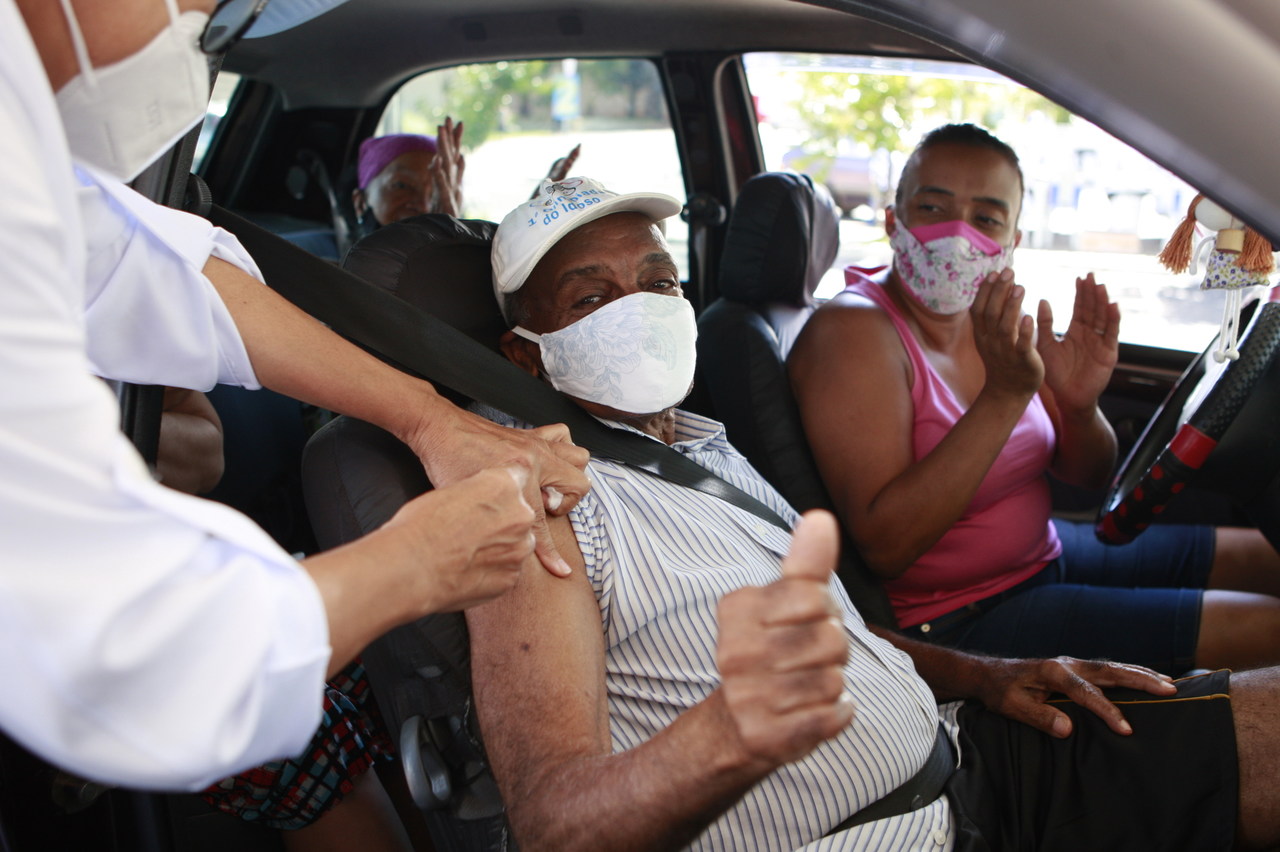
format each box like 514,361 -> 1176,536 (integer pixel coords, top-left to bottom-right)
713,510 -> 855,770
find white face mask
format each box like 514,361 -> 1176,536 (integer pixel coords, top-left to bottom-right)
56,0 -> 211,182
513,292 -> 698,415
889,219 -> 1014,314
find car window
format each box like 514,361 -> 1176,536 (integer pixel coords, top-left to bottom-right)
743,53 -> 1269,352
194,71 -> 241,172
378,59 -> 689,280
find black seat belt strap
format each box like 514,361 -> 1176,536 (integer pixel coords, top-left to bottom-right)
827,725 -> 954,833
207,205 -> 790,531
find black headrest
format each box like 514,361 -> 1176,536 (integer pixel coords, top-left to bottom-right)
717,172 -> 840,307
342,213 -> 505,352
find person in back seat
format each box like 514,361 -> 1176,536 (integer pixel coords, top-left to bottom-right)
353,124 -> 582,235
787,123 -> 1280,676
353,124 -> 465,230
463,175 -> 1280,852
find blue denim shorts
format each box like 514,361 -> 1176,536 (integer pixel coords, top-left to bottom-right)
904,520 -> 1215,674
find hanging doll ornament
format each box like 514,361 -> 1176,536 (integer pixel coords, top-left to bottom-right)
1158,194 -> 1276,361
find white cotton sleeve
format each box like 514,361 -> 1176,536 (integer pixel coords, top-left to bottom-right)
0,368 -> 332,790
76,165 -> 263,391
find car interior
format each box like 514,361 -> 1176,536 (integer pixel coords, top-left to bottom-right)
7,0 -> 1280,849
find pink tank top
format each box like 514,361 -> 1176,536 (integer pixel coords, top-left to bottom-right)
843,268 -> 1061,627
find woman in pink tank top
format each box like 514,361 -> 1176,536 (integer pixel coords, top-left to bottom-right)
788,124 -> 1280,675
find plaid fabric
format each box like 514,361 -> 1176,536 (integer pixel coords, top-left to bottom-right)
200,661 -> 392,830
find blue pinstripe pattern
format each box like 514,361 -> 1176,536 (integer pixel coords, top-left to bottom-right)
480,406 -> 960,851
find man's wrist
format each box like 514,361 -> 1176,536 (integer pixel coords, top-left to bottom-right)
896,631 -> 992,700
946,649 -> 998,698
701,688 -> 784,780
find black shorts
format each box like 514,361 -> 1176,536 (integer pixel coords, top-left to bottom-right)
946,669 -> 1238,851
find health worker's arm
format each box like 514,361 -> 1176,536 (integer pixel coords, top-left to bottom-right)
76,167 -> 589,576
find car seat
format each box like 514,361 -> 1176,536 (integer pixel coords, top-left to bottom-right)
301,213 -> 515,851
204,384 -> 320,556
695,171 -> 897,627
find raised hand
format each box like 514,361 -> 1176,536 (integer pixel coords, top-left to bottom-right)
546,144 -> 581,183
970,269 -> 1044,402
715,511 -> 854,770
429,116 -> 466,217
1036,272 -> 1120,415
529,144 -> 582,200
973,655 -> 1175,737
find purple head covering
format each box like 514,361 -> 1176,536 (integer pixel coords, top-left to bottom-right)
356,134 -> 438,189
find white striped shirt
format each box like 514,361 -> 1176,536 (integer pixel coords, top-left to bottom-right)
483,406 -> 961,851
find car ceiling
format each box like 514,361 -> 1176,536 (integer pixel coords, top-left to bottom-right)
823,0 -> 1280,244
225,0 -> 1280,241
225,0 -> 958,107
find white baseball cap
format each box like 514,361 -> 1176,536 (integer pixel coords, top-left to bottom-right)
492,176 -> 683,321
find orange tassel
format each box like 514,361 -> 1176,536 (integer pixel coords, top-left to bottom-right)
1158,194 -> 1202,274
1237,228 -> 1276,274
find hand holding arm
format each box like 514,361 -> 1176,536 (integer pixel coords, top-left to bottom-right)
306,465 -> 536,676
1035,273 -> 1120,487
400,411 -> 591,575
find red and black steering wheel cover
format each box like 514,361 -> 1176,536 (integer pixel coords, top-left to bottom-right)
1097,301 -> 1280,544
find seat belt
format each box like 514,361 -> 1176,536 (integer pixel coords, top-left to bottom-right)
826,724 -> 954,833
206,205 -> 790,531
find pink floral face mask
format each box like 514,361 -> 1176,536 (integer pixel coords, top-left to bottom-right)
889,219 -> 1014,314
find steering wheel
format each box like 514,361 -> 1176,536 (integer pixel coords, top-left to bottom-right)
1097,298 -> 1280,544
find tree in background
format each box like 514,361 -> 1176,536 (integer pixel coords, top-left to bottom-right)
782,64 -> 1069,196
386,60 -> 667,150
389,61 -> 557,148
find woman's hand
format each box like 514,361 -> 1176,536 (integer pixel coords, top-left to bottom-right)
1036,272 -> 1120,415
971,269 -> 1044,401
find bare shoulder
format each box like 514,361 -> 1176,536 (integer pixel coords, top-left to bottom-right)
789,291 -> 906,382
465,507 -> 610,776
468,511 -> 590,633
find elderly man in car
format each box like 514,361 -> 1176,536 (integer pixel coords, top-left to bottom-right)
465,176 -> 1280,852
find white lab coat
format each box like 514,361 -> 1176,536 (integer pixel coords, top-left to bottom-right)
0,1 -> 330,791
